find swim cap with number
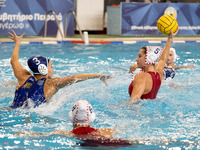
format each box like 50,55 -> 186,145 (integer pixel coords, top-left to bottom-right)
145,46 -> 163,65
27,56 -> 48,75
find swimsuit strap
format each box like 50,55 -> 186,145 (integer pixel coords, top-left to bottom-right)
82,127 -> 88,134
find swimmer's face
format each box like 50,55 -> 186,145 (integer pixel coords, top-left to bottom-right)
136,49 -> 146,68
48,60 -> 53,78
166,50 -> 174,65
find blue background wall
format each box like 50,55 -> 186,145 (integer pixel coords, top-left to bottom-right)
121,3 -> 200,35
0,0 -> 74,36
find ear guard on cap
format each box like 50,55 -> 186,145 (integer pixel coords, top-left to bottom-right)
69,100 -> 96,126
27,56 -> 48,75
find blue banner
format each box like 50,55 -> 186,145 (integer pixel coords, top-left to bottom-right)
121,3 -> 200,35
0,0 -> 74,36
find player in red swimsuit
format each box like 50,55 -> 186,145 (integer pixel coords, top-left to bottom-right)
128,30 -> 178,101
14,100 -> 131,146
129,71 -> 161,99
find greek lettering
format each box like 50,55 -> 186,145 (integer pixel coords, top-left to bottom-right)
0,22 -> 25,29
0,13 -> 63,22
57,13 -> 62,21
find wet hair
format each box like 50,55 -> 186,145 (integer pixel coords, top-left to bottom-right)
141,47 -> 147,54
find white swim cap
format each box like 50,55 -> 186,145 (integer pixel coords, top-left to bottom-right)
145,46 -> 163,65
69,100 -> 96,126
170,48 -> 177,61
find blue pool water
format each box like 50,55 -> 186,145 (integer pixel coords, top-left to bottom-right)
0,42 -> 200,149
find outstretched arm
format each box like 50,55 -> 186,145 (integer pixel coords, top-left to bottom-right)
98,126 -> 126,137
98,128 -> 114,137
14,131 -> 45,136
9,30 -> 31,86
156,29 -> 178,79
176,65 -> 195,70
53,73 -> 113,89
14,130 -> 72,136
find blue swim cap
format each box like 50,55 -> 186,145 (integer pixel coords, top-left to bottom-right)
27,56 -> 48,75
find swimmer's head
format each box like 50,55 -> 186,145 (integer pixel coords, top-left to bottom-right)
170,48 -> 177,61
27,56 -> 49,75
69,100 -> 96,126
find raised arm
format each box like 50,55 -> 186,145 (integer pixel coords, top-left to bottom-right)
9,30 -> 31,86
53,73 -> 112,89
156,30 -> 178,79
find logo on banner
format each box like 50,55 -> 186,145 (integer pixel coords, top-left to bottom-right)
164,7 -> 177,19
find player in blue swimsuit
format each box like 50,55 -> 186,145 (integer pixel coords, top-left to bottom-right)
9,30 -> 112,109
163,48 -> 178,80
163,67 -> 176,79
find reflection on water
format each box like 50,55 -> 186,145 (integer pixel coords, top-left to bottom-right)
0,43 -> 200,149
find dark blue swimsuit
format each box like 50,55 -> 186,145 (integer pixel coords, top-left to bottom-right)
10,76 -> 47,109
164,67 -> 176,80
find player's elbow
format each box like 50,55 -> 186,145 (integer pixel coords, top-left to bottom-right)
10,57 -> 14,65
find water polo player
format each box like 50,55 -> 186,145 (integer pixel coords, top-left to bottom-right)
9,30 -> 112,109
130,47 -> 194,80
163,48 -> 178,79
14,100 -> 131,146
128,30 -> 178,101
130,47 -> 177,80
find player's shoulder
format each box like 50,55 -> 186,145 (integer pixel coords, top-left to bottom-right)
134,72 -> 149,80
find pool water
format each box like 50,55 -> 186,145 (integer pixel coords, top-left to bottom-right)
0,43 -> 200,149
